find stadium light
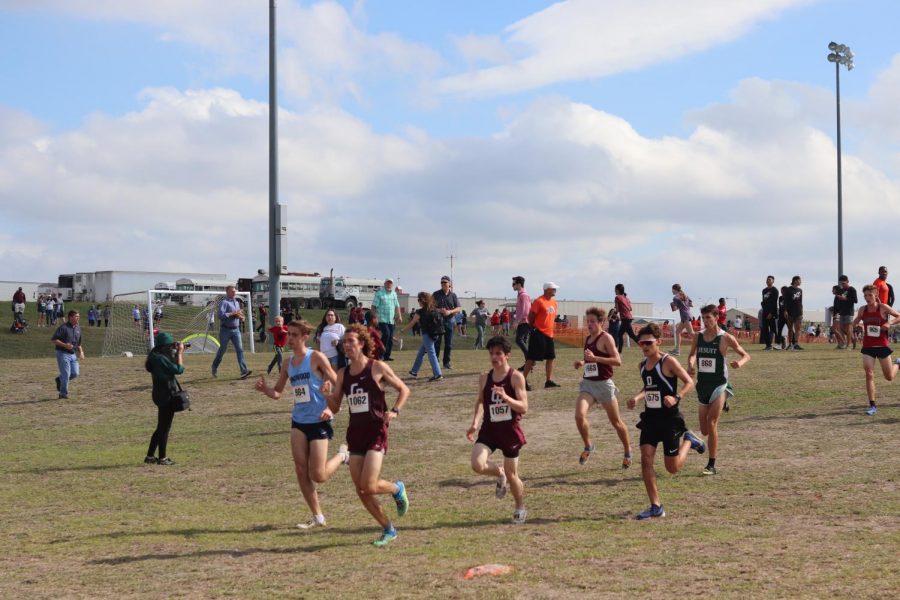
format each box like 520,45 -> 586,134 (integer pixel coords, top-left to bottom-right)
827,41 -> 853,281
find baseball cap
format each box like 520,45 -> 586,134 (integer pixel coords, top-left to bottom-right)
543,282 -> 559,291
440,275 -> 451,283
384,277 -> 393,283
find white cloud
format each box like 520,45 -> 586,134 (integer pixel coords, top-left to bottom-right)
2,60 -> 899,312
439,0 -> 815,98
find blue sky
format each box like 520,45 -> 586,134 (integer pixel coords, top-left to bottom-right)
1,0 -> 898,314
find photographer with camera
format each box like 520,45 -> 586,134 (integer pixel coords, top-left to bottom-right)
145,331 -> 186,465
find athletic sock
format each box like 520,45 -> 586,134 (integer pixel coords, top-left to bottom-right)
869,401 -> 877,408
706,458 -> 716,469
314,514 -> 325,525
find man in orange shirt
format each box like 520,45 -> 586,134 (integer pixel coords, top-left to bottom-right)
522,282 -> 561,390
873,266 -> 890,305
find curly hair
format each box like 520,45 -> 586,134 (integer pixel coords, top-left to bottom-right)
416,291 -> 436,311
345,323 -> 374,359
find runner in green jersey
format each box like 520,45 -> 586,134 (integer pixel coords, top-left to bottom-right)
687,305 -> 751,475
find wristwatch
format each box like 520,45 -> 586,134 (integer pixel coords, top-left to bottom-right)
390,408 -> 400,415
674,394 -> 682,402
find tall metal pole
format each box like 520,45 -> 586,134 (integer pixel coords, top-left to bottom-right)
268,0 -> 283,324
834,62 -> 843,280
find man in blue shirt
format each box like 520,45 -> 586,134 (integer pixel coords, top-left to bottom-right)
51,310 -> 84,399
211,285 -> 252,379
372,278 -> 403,361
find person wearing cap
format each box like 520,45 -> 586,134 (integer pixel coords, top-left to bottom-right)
522,283 -> 561,390
433,276 -> 461,370
144,331 -> 186,465
372,278 -> 403,361
471,300 -> 490,350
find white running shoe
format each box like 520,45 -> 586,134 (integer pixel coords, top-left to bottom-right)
297,516 -> 326,529
512,508 -> 527,524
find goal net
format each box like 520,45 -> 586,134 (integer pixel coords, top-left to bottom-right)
101,290 -> 255,357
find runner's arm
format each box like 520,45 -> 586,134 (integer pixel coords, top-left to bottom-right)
726,334 -> 751,369
503,371 -> 528,414
327,368 -> 345,414
593,333 -> 622,367
375,361 -> 410,417
664,356 -> 695,402
255,366 -> 290,400
467,374 -> 487,440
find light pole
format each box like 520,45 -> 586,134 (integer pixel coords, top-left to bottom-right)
827,41 -> 854,280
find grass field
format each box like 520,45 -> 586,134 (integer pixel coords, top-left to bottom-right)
2,320 -> 898,599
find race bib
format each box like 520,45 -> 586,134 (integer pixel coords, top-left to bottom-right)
698,357 -> 715,374
348,391 -> 370,414
583,362 -> 599,378
292,384 -> 311,404
489,403 -> 512,422
645,390 -> 662,409
866,325 -> 882,337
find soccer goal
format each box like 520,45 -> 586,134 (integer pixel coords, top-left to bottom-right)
101,290 -> 255,357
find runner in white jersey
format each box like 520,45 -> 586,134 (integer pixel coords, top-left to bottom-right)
255,320 -> 346,530
573,307 -> 632,468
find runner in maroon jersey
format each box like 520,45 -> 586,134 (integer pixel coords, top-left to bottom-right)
851,285 -> 900,416
330,325 -> 410,546
466,336 -> 529,524
573,307 -> 632,468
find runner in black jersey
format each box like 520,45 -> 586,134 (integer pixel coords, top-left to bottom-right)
572,307 -> 632,468
467,336 -> 530,524
627,323 -> 705,520
687,305 -> 750,475
330,325 -> 410,546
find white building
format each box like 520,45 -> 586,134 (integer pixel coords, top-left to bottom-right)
0,281 -> 42,302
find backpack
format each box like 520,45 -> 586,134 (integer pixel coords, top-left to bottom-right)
420,309 -> 444,338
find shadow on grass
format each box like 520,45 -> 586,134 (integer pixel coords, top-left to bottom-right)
60,524 -> 280,543
727,403 -> 898,424
12,463 -> 135,475
218,409 -> 284,418
437,471 -> 639,491
88,540 -> 358,565
0,397 -> 61,407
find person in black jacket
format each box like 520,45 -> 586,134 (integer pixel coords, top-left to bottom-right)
145,331 -> 185,465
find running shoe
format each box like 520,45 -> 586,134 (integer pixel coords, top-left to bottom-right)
428,375 -> 443,382
579,443 -> 595,465
865,406 -> 877,416
393,481 -> 409,517
373,527 -> 398,547
297,516 -> 326,529
544,380 -> 561,388
158,458 -> 176,466
702,465 -> 718,476
495,473 -> 508,499
338,443 -> 350,465
58,394 -> 68,400
683,430 -> 706,454
622,452 -> 633,469
240,370 -> 253,380
407,371 -> 418,379
636,504 -> 666,520
211,367 -> 218,378
144,456 -> 158,465
512,508 -> 527,524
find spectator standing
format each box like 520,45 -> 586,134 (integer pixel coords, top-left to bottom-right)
490,309 -> 501,336
471,300 -> 489,349
500,308 -> 511,336
51,310 -> 84,399
512,276 -> 532,362
371,278 -> 403,362
613,284 -> 640,352
103,304 -> 111,327
522,282 -> 561,390
211,285 -> 252,380
873,266 -> 890,305
760,276 -> 778,350
12,287 -> 26,319
783,276 -> 804,350
432,276 -> 461,370
37,295 -> 46,328
87,305 -> 97,327
267,315 -> 289,375
835,275 -> 858,349
717,299 -> 727,329
315,309 -> 346,369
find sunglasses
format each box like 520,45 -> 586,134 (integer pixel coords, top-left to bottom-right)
638,339 -> 657,347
